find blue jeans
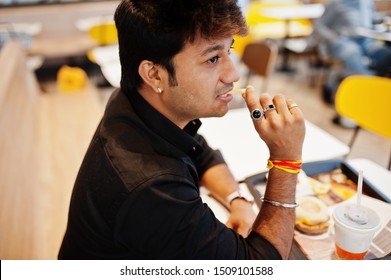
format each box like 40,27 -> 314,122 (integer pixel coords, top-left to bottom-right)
325,36 -> 391,96
332,36 -> 391,76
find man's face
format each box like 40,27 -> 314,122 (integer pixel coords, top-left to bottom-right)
161,35 -> 240,127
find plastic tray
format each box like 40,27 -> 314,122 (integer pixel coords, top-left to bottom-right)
244,159 -> 389,260
245,159 -> 389,208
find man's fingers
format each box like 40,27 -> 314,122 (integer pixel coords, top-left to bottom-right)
286,99 -> 304,118
259,94 -> 277,119
242,85 -> 260,111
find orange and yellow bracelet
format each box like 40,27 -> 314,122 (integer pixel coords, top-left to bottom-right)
267,159 -> 302,174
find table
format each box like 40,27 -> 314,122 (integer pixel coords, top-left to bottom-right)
261,4 -> 325,21
0,1 -> 119,59
348,158 -> 391,202
199,107 -> 349,181
356,27 -> 391,42
260,3 -> 325,72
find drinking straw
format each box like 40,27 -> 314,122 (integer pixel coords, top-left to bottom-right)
357,170 -> 363,207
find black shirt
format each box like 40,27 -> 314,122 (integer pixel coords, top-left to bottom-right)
58,89 -> 281,259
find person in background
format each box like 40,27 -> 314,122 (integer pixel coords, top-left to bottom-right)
311,0 -> 391,113
58,0 -> 305,260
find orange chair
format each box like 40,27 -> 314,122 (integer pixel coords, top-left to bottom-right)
335,75 -> 391,169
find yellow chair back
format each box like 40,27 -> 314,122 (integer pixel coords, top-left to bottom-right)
335,75 -> 391,139
233,33 -> 254,57
88,23 -> 118,45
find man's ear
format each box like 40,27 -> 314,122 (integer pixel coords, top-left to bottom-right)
138,60 -> 163,93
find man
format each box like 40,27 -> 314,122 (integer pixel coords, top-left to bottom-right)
311,0 -> 391,104
58,0 -> 305,259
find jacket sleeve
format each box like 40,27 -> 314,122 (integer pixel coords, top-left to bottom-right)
192,133 -> 226,178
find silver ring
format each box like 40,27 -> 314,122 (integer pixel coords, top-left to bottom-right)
251,108 -> 264,121
288,103 -> 299,110
263,104 -> 276,113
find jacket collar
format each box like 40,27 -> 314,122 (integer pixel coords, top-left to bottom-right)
126,89 -> 203,157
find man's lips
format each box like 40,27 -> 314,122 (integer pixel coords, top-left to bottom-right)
216,91 -> 234,102
217,87 -> 245,98
216,84 -> 247,101
217,92 -> 231,98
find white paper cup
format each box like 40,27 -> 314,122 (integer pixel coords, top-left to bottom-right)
332,203 -> 381,260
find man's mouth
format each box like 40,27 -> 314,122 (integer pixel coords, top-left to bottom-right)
217,86 -> 245,98
217,93 -> 230,98
216,91 -> 234,102
217,86 -> 234,97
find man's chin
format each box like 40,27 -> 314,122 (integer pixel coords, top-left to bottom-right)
211,106 -> 229,118
197,104 -> 230,119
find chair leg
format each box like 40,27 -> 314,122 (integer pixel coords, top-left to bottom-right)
245,70 -> 251,87
388,149 -> 391,170
348,126 -> 361,149
344,126 -> 361,159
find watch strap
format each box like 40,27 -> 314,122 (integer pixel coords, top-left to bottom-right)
226,190 -> 254,205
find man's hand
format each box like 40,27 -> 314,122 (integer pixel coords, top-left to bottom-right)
242,86 -> 305,160
225,198 -> 256,237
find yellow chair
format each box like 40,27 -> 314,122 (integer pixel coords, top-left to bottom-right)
88,22 -> 118,46
240,39 -> 278,94
335,75 -> 391,169
87,22 -> 118,63
86,22 -> 119,87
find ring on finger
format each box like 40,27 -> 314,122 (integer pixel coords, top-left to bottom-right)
288,103 -> 299,110
251,108 -> 264,121
263,104 -> 276,113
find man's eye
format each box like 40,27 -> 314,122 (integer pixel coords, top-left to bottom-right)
208,55 -> 220,64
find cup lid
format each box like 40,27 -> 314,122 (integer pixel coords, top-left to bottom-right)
333,203 -> 380,230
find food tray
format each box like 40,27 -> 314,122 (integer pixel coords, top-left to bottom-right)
245,159 -> 388,208
244,159 -> 389,260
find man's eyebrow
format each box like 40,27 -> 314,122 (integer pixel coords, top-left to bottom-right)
200,38 -> 235,56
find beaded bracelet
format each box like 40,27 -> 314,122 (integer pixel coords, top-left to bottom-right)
261,196 -> 299,208
267,159 -> 302,174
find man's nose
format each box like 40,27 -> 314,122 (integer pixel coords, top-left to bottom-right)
221,57 -> 240,84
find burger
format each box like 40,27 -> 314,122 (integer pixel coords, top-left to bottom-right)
295,196 -> 330,235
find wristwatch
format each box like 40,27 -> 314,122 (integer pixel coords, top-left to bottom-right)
226,190 -> 254,206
